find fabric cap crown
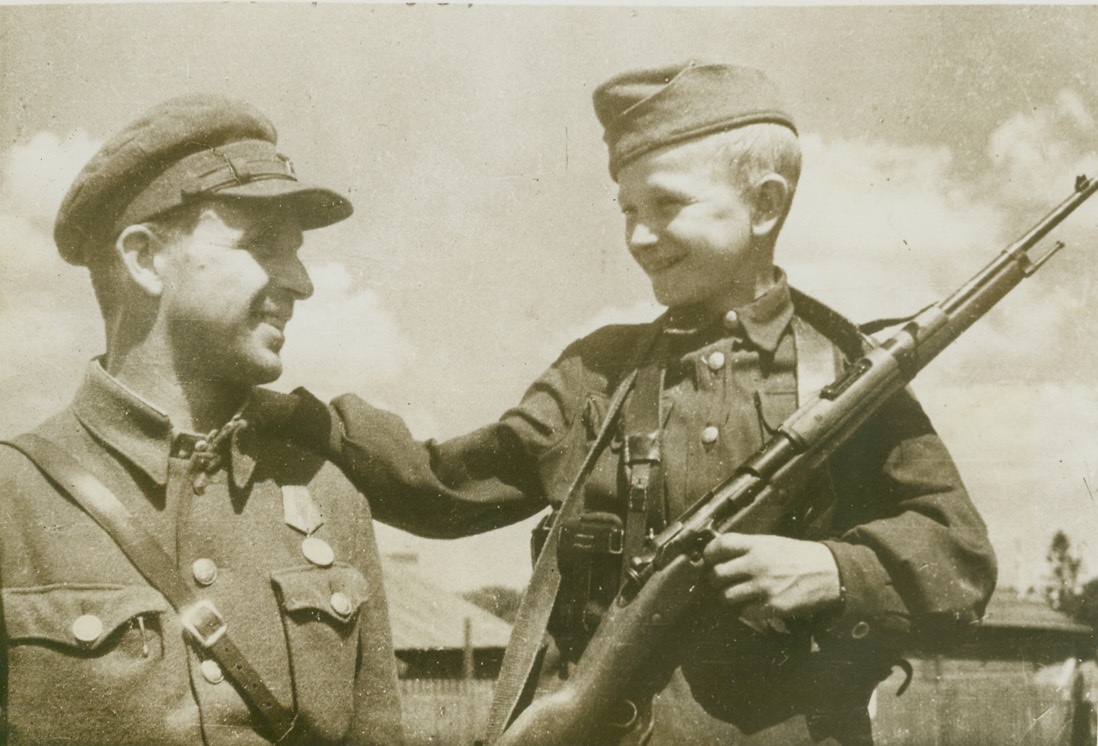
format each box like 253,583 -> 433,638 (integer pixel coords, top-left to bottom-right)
54,94 -> 353,266
593,61 -> 797,180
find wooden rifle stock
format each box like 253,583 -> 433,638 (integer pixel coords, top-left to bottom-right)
492,175 -> 1098,746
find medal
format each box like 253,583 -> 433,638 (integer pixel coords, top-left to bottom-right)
283,485 -> 334,566
301,536 -> 335,567
282,485 -> 324,535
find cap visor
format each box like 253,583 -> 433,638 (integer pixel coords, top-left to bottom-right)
213,178 -> 353,229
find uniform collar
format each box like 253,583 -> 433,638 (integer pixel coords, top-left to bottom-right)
72,359 -> 258,490
661,269 -> 794,354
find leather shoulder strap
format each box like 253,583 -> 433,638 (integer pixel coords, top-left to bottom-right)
2,433 -> 296,742
790,288 -> 870,406
792,317 -> 843,407
790,287 -> 868,361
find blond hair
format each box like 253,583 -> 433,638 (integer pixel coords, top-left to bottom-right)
706,123 -> 802,198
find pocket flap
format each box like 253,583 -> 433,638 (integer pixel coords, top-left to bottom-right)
2,584 -> 169,650
270,564 -> 369,623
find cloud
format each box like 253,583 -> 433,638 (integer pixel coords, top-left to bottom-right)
986,89 -> 1098,203
0,130 -> 101,287
278,260 -> 427,422
781,134 -> 1007,322
1,129 -> 100,228
0,130 -> 103,436
782,88 -> 1098,393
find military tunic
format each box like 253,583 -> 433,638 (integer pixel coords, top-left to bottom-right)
0,361 -> 403,746
296,275 -> 997,743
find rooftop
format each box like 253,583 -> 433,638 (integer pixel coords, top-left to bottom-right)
980,587 -> 1091,634
382,556 -> 514,651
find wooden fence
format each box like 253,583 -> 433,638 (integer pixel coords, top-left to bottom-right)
401,678 -> 494,746
399,656 -> 1088,745
873,657 -> 1081,746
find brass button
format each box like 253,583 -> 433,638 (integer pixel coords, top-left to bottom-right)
72,614 -> 103,644
302,536 -> 335,567
851,621 -> 870,639
700,426 -> 720,445
330,592 -> 353,617
707,352 -> 726,371
200,659 -> 224,684
192,558 -> 218,586
723,310 -> 741,331
194,439 -> 209,453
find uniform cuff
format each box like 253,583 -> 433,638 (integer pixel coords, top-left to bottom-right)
816,540 -> 910,649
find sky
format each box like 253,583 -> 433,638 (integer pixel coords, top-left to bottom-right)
2,4 -> 1098,594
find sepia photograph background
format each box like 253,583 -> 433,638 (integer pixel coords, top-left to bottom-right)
2,2 -> 1097,600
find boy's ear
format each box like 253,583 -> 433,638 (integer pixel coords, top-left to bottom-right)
114,225 -> 166,297
751,175 -> 791,240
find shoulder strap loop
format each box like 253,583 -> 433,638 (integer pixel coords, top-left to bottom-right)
621,362 -> 665,585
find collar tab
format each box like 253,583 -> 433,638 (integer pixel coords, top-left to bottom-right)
72,360 -> 258,490
660,270 -> 794,354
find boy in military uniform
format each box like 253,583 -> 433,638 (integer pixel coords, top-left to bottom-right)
0,96 -> 403,745
272,62 -> 997,744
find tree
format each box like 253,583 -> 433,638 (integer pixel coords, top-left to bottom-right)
1046,530 -> 1083,613
1072,577 -> 1098,630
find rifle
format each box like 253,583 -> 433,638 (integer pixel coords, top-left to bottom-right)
492,175 -> 1098,746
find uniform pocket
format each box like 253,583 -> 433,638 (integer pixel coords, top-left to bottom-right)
2,584 -> 170,742
4,583 -> 169,654
270,564 -> 369,740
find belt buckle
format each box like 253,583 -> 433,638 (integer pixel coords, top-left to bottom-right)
181,599 -> 227,648
561,523 -> 624,555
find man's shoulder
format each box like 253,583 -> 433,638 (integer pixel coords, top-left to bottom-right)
0,408 -> 84,476
561,319 -> 661,377
247,422 -> 372,510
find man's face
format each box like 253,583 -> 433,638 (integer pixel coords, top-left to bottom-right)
154,201 -> 312,387
617,137 -> 767,312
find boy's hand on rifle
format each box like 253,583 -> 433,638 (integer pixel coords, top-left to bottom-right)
703,533 -> 842,617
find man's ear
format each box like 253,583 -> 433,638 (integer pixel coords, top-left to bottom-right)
750,175 -> 790,240
114,225 -> 165,297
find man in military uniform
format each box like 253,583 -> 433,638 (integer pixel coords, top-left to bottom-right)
0,96 -> 403,745
272,62 -> 997,744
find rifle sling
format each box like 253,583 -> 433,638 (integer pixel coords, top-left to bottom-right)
483,368 -> 639,743
2,433 -> 297,743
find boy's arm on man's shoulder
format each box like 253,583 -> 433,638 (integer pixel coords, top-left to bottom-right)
246,332 -> 625,539
247,387 -> 546,538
